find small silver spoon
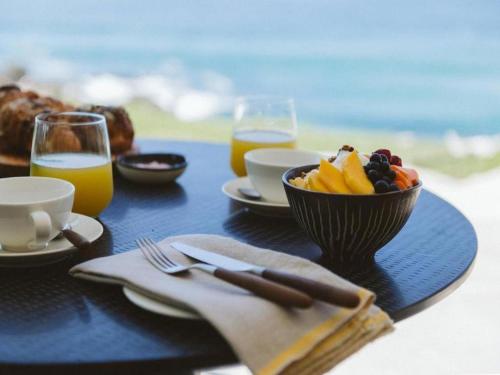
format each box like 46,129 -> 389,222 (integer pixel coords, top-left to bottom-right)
238,187 -> 262,200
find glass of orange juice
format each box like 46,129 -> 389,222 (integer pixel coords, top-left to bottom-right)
230,96 -> 298,176
31,112 -> 113,217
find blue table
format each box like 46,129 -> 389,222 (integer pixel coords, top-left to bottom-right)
0,140 -> 477,374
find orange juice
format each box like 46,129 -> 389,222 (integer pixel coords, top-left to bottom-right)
31,154 -> 113,217
230,129 -> 297,176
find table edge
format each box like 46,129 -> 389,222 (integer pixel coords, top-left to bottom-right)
389,191 -> 478,321
0,140 -> 478,372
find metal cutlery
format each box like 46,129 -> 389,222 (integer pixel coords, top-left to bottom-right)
238,187 -> 262,200
136,238 -> 313,309
170,241 -> 361,308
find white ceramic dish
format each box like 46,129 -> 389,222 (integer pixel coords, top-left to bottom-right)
117,153 -> 187,185
123,287 -> 202,320
222,176 -> 291,216
0,213 -> 103,267
244,148 -> 321,203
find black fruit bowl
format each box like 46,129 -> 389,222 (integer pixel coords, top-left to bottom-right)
283,164 -> 422,265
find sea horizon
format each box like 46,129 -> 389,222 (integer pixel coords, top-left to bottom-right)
1,0 -> 500,137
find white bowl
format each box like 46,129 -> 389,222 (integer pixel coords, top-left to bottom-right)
244,148 -> 321,203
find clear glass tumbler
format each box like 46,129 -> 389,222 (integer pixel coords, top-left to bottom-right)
230,96 -> 297,176
31,112 -> 113,217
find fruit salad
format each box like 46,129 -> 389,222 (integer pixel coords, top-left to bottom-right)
289,145 -> 420,194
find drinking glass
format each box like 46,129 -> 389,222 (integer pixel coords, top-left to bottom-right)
230,96 -> 298,176
31,112 -> 113,217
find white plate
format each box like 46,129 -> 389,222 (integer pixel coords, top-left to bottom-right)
0,213 -> 103,266
123,287 -> 202,320
222,177 -> 291,216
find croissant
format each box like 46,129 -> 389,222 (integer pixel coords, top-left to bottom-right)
0,84 -> 135,157
75,104 -> 134,154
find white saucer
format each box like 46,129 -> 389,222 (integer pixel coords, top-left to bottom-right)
0,213 -> 103,266
222,177 -> 291,216
123,287 -> 202,320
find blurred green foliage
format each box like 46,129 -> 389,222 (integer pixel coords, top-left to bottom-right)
126,100 -> 500,178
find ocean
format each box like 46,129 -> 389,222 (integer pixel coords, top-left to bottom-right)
1,0 -> 500,136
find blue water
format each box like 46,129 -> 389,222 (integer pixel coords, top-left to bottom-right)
1,0 -> 500,136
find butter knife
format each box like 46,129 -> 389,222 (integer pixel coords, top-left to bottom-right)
170,242 -> 360,308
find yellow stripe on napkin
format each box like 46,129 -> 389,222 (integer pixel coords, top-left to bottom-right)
258,289 -> 374,375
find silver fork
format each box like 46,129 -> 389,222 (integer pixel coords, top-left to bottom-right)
136,238 -> 312,309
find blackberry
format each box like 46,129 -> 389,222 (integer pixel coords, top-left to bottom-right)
380,154 -> 389,163
368,169 -> 381,183
366,161 -> 380,171
382,176 -> 393,184
374,180 -> 390,193
380,161 -> 390,172
385,169 -> 396,180
389,183 -> 400,192
370,153 -> 381,163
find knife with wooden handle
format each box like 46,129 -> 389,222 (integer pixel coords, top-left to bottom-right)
211,267 -> 313,308
170,242 -> 360,308
138,238 -> 313,309
259,269 -> 360,308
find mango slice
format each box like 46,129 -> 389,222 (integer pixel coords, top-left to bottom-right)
343,151 -> 375,194
318,159 -> 352,194
306,170 -> 330,193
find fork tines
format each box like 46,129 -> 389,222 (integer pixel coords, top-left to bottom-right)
137,238 -> 176,270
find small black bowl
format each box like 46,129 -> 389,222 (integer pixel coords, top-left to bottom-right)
283,164 -> 422,265
117,153 -> 187,184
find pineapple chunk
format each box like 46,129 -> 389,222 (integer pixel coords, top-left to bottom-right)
306,170 -> 330,193
343,151 -> 375,194
318,159 -> 352,194
289,177 -> 307,189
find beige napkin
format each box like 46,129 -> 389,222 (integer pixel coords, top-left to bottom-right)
69,234 -> 393,375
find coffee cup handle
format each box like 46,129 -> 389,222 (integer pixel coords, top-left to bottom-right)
29,211 -> 52,250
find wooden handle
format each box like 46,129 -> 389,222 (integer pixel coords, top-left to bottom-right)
213,268 -> 313,309
62,229 -> 91,249
262,269 -> 360,308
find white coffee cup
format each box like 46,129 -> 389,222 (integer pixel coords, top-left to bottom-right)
244,148 -> 321,203
0,177 -> 75,252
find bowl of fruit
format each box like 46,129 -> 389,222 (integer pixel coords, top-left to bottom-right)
282,146 -> 421,265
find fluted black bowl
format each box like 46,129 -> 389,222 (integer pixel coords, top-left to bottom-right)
283,164 -> 422,265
